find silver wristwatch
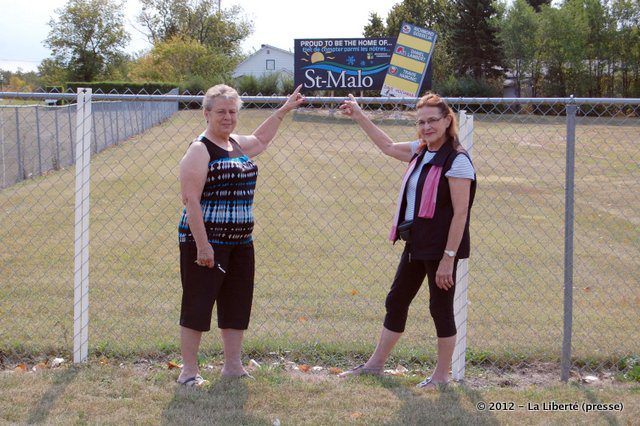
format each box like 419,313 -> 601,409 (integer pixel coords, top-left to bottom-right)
444,250 -> 456,258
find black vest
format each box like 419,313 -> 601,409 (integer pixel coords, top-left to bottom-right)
397,142 -> 477,260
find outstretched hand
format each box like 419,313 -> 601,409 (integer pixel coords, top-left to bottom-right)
339,94 -> 364,120
282,84 -> 306,112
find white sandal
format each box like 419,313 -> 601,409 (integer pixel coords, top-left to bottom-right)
177,374 -> 209,387
416,376 -> 448,389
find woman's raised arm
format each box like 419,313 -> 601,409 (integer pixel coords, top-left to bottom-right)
339,94 -> 414,162
234,84 -> 306,158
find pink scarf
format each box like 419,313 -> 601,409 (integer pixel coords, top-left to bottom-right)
389,158 -> 443,241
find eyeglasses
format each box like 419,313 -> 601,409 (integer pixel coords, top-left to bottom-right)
415,116 -> 445,127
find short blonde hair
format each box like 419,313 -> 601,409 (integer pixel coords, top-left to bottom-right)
203,84 -> 243,111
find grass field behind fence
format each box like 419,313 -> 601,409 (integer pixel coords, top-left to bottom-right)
0,107 -> 638,369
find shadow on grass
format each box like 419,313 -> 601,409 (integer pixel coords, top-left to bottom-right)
161,376 -> 269,425
26,367 -> 79,424
456,383 -> 501,426
576,384 -> 620,426
367,376 -> 500,425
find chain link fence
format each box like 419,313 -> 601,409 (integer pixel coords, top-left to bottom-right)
0,89 -> 178,189
0,90 -> 638,378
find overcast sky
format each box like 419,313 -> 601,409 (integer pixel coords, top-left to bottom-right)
0,0 -> 396,73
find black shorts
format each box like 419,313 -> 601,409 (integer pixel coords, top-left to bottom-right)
179,242 -> 255,331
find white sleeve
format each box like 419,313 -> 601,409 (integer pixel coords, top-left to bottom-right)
409,140 -> 421,156
445,154 -> 475,180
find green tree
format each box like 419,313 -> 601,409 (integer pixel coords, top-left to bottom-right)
362,0 -> 456,90
388,0 -> 456,87
498,0 -> 538,96
536,5 -> 567,96
384,0 -> 454,35
579,0 -> 612,97
38,59 -> 70,85
138,0 -> 252,56
450,0 -> 505,79
610,0 -> 640,96
43,0 -> 130,82
536,2 -> 589,96
128,36 -> 234,85
526,0 -> 552,12
137,0 -> 187,42
363,12 -> 385,37
7,75 -> 31,91
0,70 -> 42,91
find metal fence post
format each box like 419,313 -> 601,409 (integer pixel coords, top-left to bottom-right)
452,110 -> 474,382
100,104 -> 106,151
68,105 -> 74,161
54,108 -> 60,170
115,102 -> 120,144
35,106 -> 42,176
108,103 -> 115,146
91,110 -> 97,154
73,88 -> 92,364
15,108 -> 23,181
561,98 -> 577,382
0,109 -> 5,187
123,102 -> 129,139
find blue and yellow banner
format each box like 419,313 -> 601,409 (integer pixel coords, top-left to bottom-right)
294,38 -> 395,91
381,22 -> 437,97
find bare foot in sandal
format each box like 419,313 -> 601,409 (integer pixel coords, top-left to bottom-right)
416,376 -> 448,390
221,371 -> 255,379
221,365 -> 254,379
177,374 -> 209,387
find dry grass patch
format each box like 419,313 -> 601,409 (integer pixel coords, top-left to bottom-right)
0,359 -> 638,425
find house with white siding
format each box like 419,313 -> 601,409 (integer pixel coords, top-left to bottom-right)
233,44 -> 294,79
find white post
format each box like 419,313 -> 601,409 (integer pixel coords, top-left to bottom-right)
0,109 -> 5,188
452,110 -> 473,381
73,89 -> 92,363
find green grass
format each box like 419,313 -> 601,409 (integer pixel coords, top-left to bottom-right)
0,360 -> 638,425
0,108 -> 638,370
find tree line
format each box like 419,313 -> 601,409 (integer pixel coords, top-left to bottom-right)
3,0 -> 252,94
366,0 -> 639,98
1,0 -> 639,98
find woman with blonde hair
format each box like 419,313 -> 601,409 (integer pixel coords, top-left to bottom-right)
338,93 -> 476,389
177,84 -> 305,386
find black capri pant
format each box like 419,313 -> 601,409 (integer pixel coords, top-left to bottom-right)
384,247 -> 459,337
179,242 -> 255,332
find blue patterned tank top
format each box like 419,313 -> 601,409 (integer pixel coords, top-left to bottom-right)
178,135 -> 258,245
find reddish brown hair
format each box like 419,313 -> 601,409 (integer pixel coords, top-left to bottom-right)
416,92 -> 461,151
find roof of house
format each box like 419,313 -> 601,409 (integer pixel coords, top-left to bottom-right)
234,44 -> 293,69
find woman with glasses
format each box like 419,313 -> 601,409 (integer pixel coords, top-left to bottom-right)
338,93 -> 476,389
